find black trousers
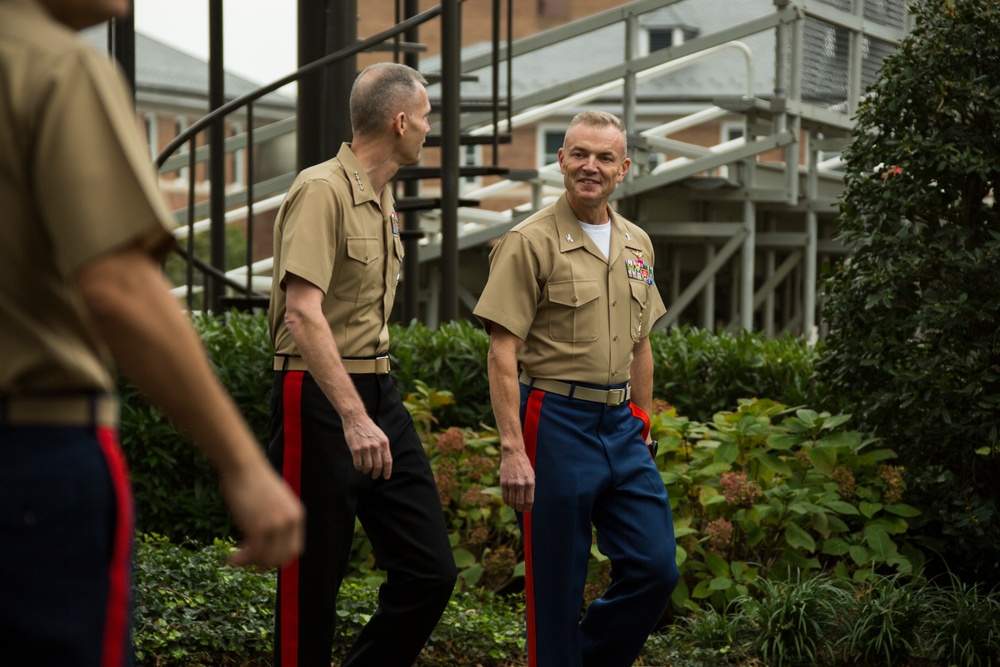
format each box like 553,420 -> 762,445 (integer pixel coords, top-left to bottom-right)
269,371 -> 456,667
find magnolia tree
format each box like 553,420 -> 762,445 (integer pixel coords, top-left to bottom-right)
822,0 -> 1000,581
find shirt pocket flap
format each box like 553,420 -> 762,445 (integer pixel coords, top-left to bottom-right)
630,280 -> 649,308
548,280 -> 600,308
346,236 -> 379,264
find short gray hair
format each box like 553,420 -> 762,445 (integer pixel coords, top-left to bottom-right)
564,110 -> 628,152
350,62 -> 428,138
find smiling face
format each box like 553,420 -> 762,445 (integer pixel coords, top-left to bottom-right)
557,121 -> 630,213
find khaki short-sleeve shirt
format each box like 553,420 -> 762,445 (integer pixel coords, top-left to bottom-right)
0,0 -> 175,395
269,143 -> 404,358
474,194 -> 666,386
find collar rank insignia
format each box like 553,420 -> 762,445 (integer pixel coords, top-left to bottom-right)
625,231 -> 632,241
565,234 -> 574,243
354,170 -> 365,192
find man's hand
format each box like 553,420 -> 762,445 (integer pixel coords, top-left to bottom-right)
344,413 -> 393,479
220,459 -> 305,569
500,447 -> 535,512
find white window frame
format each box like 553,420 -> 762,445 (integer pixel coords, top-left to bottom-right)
538,126 -> 564,168
144,112 -> 158,161
231,121 -> 246,187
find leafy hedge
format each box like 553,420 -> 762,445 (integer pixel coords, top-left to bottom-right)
133,535 -> 999,667
133,535 -> 526,667
118,311 -> 272,543
820,0 -> 1000,584
120,312 -> 825,544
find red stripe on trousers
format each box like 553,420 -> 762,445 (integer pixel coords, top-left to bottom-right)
629,402 -> 651,444
96,427 -> 133,667
521,390 -> 544,667
279,372 -> 305,667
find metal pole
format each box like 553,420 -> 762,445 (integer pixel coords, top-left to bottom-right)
298,0 -> 327,170
804,130 -> 819,338
208,0 -> 226,313
401,0 -> 423,323
740,169 -> 756,331
439,0 -> 461,322
624,14 -> 638,181
701,244 -> 716,330
325,0 -> 357,155
111,11 -> 136,102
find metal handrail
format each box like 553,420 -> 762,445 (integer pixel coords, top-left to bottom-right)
155,3 -> 446,312
155,4 -> 443,170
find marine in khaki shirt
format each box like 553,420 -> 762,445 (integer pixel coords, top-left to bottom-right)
473,191 -> 666,386
1,2 -> 302,664
473,110 -> 678,667
269,143 -> 404,360
0,0 -> 175,395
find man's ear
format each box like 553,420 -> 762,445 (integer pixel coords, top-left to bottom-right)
617,157 -> 631,182
393,111 -> 407,137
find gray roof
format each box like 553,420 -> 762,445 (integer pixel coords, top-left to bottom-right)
425,0 -> 778,102
79,26 -> 294,114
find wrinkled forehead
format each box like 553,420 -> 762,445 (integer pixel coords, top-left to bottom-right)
564,122 -> 627,158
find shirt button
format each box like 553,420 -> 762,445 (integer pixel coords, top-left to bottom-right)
572,297 -> 578,303
612,371 -> 618,377
612,301 -> 617,307
613,335 -> 618,341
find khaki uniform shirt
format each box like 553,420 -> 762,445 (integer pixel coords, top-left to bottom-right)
269,143 -> 404,358
0,0 -> 174,395
474,193 -> 666,386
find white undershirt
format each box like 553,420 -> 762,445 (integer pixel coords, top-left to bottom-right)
579,220 -> 612,259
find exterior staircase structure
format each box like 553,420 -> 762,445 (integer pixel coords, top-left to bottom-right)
144,0 -> 914,338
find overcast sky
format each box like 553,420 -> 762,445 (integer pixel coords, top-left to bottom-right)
134,1 -> 298,88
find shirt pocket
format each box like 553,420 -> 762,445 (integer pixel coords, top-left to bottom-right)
548,279 -> 601,342
332,236 -> 382,303
629,280 -> 650,342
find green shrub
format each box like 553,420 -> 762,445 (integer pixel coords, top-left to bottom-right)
650,325 -> 827,421
736,572 -> 847,666
667,572 -> 1000,667
834,572 -> 935,666
133,534 -> 275,666
118,311 -> 273,544
133,535 -> 526,667
653,398 -> 924,614
389,319 -> 493,428
923,574 -> 1000,667
118,311 -> 826,562
820,0 -> 1000,583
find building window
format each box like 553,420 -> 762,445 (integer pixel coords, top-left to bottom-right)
144,113 -> 158,161
175,116 -> 189,181
723,123 -> 745,143
231,121 -> 246,187
648,28 -> 674,52
461,144 -> 482,191
541,129 -> 563,166
642,25 -> 699,56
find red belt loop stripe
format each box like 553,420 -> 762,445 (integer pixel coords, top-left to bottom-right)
521,389 -> 545,667
96,427 -> 133,667
279,372 -> 305,667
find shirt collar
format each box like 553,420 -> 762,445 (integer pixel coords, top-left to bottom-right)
337,143 -> 377,206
